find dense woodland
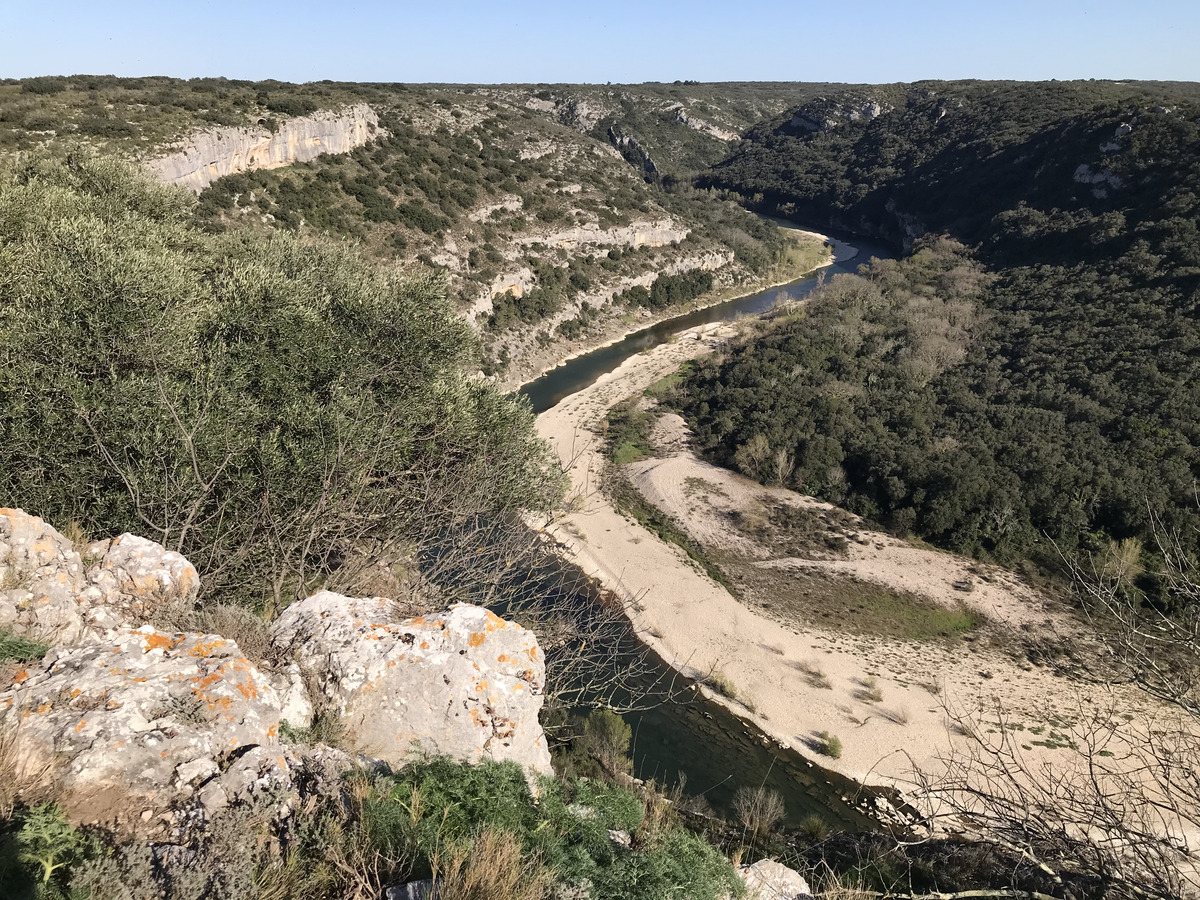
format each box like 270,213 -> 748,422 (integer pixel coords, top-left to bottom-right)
677,81 -> 1200,577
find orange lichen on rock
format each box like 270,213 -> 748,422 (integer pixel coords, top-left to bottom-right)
142,633 -> 182,653
187,638 -> 227,658
232,675 -> 259,701
74,718 -> 87,732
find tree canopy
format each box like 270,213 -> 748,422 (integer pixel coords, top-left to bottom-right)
0,153 -> 563,604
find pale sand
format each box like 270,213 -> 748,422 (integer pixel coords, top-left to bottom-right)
534,272 -> 1161,799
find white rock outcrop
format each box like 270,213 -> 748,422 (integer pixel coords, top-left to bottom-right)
2,512 -> 556,835
739,859 -> 813,900
86,533 -> 199,620
146,103 -> 381,192
0,509 -> 197,644
668,104 -> 741,142
515,218 -> 688,251
1,625 -> 305,833
0,508 -> 90,643
272,592 -> 552,776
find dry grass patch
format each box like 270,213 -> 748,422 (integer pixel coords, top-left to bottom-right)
792,659 -> 833,690
0,726 -> 59,818
854,676 -> 884,704
434,827 -> 551,900
729,566 -> 985,642
702,667 -> 739,701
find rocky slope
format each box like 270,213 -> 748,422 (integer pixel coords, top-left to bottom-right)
3,76 -> 823,382
0,508 -> 550,837
145,103 -> 381,191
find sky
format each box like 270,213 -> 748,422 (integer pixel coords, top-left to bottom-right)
2,0 -> 1198,85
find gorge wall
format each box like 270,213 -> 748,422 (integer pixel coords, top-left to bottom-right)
146,103 -> 381,192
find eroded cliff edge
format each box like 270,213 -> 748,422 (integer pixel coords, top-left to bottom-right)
146,103 -> 381,192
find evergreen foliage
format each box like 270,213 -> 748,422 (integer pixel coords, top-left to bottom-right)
681,82 -> 1200,569
0,154 -> 562,604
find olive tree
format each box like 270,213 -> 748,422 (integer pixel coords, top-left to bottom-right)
0,152 -> 563,607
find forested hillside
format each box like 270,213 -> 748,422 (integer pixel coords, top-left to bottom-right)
0,76 -> 837,382
677,81 -> 1200,573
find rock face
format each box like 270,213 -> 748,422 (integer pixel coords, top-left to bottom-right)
0,509 -> 90,643
86,533 -> 199,620
668,104 -> 741,142
608,124 -> 658,177
0,509 -> 200,645
146,104 -> 381,192
272,592 -> 552,776
738,859 -> 813,900
1,625 -> 304,833
515,218 -> 688,251
784,97 -> 890,135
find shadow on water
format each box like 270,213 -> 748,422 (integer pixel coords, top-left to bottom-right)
519,231 -> 896,415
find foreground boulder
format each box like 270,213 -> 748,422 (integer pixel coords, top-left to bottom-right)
0,508 -> 91,643
85,533 -> 200,620
272,592 -> 553,776
739,859 -> 813,900
1,625 -> 309,835
0,508 -> 200,645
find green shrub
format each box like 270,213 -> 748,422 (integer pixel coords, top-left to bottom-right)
0,153 -> 562,606
353,759 -> 741,900
0,631 -> 48,665
0,803 -> 95,897
817,731 -> 843,759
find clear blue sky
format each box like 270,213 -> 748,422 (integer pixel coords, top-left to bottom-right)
3,0 -> 1197,84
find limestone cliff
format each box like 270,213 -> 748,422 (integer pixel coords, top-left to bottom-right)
146,103 -> 381,192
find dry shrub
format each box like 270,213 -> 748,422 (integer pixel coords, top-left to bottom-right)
59,519 -> 92,554
878,706 -> 910,725
810,860 -> 876,900
435,827 -> 550,900
794,659 -> 833,690
0,725 -> 58,818
854,676 -> 883,704
732,785 -> 785,837
703,667 -> 739,700
152,601 -> 273,664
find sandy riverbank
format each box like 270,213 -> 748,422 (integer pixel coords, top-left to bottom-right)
533,261 -> 1163,799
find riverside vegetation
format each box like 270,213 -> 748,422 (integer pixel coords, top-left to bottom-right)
3,74 -> 1200,899
693,80 -> 1200,574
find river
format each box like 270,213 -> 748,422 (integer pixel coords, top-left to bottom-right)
515,229 -> 900,831
520,231 -> 895,415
